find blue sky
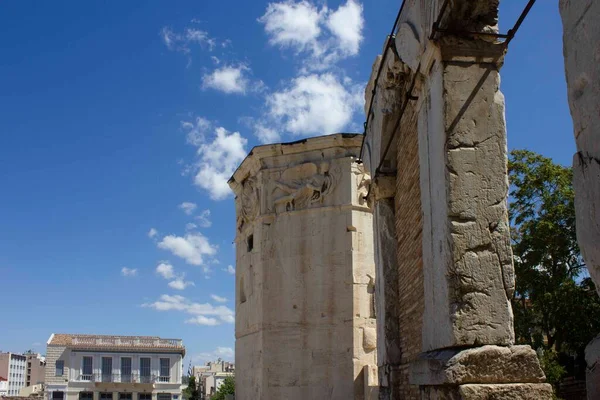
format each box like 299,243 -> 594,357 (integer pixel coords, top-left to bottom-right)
0,1 -> 574,365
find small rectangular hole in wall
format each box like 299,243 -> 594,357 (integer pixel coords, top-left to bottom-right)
247,234 -> 254,252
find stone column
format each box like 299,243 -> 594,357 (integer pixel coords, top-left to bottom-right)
560,1 -> 600,398
409,34 -> 552,399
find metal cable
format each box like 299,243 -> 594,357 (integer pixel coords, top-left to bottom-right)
359,0 -> 407,161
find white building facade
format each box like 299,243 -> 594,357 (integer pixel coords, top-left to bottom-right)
0,352 -> 27,396
45,334 -> 185,400
0,377 -> 8,396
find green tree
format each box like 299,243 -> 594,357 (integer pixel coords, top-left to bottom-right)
183,376 -> 200,400
508,149 -> 600,385
211,376 -> 234,400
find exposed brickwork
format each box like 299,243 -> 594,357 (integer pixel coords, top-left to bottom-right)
44,346 -> 67,385
394,103 -> 423,400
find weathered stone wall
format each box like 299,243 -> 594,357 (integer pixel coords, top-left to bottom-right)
394,100 -> 423,400
559,1 -> 600,398
363,1 -> 552,398
230,134 -> 377,400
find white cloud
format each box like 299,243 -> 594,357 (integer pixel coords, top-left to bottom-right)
181,119 -> 249,200
121,267 -> 138,277
158,232 -> 217,266
156,262 -> 175,279
195,209 -> 212,228
266,73 -> 363,136
179,201 -> 197,215
202,65 -> 250,94
259,1 -> 323,52
326,0 -> 363,56
210,294 -> 228,303
186,222 -> 197,231
186,316 -> 219,326
194,127 -> 248,200
258,0 -> 365,70
169,278 -> 195,290
254,122 -> 281,144
143,294 -> 234,325
182,117 -> 211,146
225,265 -> 235,275
148,228 -> 158,238
161,27 -> 216,54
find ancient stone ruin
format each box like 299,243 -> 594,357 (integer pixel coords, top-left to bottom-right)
228,0 -> 600,399
229,135 -> 378,399
560,0 -> 600,397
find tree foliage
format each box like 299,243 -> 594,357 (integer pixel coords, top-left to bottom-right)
211,376 -> 234,400
183,376 -> 200,400
508,149 -> 600,381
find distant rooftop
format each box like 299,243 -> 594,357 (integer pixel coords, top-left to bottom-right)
47,334 -> 185,355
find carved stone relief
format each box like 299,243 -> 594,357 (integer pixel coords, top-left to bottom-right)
237,177 -> 260,232
272,162 -> 340,213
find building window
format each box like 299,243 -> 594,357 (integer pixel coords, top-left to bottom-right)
119,393 -> 132,400
247,234 -> 254,252
157,394 -> 171,400
52,391 -> 64,400
140,358 -> 151,383
100,393 -> 112,400
55,360 -> 64,377
159,358 -> 170,382
79,392 -> 93,400
102,357 -> 113,382
82,356 -> 93,380
120,358 -> 132,383
139,394 -> 151,400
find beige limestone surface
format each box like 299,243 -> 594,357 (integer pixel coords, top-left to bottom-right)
229,134 -> 377,400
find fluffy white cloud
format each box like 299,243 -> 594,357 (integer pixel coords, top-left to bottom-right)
181,120 -> 248,200
121,267 -> 138,277
143,294 -> 234,325
266,73 -> 363,136
202,65 -> 250,94
193,127 -> 248,200
185,222 -> 197,231
179,202 -> 197,215
158,232 -> 217,266
168,278 -> 195,290
148,228 -> 158,238
258,0 -> 364,70
210,294 -> 228,303
195,209 -> 212,228
259,1 -> 323,52
225,265 -> 235,275
156,262 -> 175,279
326,0 -> 363,56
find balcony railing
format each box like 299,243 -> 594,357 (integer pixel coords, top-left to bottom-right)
75,373 -> 171,384
71,337 -> 183,348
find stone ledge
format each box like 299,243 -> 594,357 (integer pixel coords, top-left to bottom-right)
423,383 -> 553,400
410,345 -> 545,385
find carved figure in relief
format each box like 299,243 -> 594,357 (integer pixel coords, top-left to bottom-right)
273,162 -> 339,212
237,177 -> 259,231
355,164 -> 371,206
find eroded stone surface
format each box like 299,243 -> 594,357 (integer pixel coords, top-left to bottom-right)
230,134 -> 376,400
560,0 -> 600,297
411,346 -> 545,386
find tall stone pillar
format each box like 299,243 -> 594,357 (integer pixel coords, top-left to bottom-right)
363,2 -> 553,398
229,134 -> 378,400
560,1 -> 600,398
